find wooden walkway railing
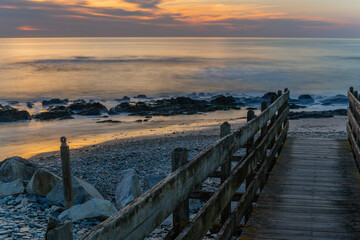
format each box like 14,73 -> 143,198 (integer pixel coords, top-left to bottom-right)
79,89 -> 290,240
347,87 -> 360,169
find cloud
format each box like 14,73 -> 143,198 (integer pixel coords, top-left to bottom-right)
124,0 -> 162,9
0,0 -> 359,37
17,26 -> 47,31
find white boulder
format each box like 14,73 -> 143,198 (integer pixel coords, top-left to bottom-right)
115,169 -> 143,210
0,179 -> 24,196
59,198 -> 117,221
0,156 -> 37,182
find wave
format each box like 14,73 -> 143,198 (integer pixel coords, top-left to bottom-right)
16,56 -> 206,64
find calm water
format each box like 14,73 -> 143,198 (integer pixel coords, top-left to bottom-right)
0,37 -> 359,160
1,37 -> 360,101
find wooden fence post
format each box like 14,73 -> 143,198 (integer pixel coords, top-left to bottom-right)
220,122 -> 231,224
260,102 -> 268,138
350,86 -> 354,94
172,148 -> 189,235
60,137 -> 74,209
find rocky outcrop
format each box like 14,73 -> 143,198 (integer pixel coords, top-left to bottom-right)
46,176 -> 104,206
33,106 -> 73,120
0,105 -> 30,122
0,156 -> 37,182
42,99 -> 69,106
321,95 -> 348,105
58,198 -> 117,221
298,94 -> 314,104
288,109 -> 347,120
0,179 -> 24,196
26,168 -> 62,197
68,101 -> 108,115
115,169 -> 143,209
110,96 -> 241,116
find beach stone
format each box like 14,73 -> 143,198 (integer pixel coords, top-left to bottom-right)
298,94 -> 314,104
115,169 -> 143,209
26,169 -> 62,197
0,179 -> 24,196
45,217 -> 73,240
58,198 -> 117,221
46,176 -> 104,206
143,175 -> 166,192
0,156 -> 37,182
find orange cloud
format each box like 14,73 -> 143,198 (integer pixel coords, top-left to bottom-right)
17,26 -> 47,31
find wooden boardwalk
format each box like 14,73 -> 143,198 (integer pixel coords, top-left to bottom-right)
240,137 -> 360,240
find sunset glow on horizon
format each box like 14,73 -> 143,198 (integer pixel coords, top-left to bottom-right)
1,0 -> 360,37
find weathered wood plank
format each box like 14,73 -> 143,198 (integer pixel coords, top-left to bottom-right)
240,137 -> 360,240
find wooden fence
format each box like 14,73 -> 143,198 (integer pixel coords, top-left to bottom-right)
79,89 -> 290,240
347,87 -> 360,169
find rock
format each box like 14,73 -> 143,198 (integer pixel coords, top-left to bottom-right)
115,169 -> 143,209
115,96 -> 130,101
210,95 -> 236,105
0,179 -> 24,196
288,109 -> 347,120
33,106 -> 73,120
0,105 -> 31,122
45,217 -> 73,240
321,95 -> 348,105
96,120 -> 121,124
261,92 -> 277,101
58,198 -> 117,221
0,156 -> 37,182
298,94 -> 314,104
26,102 -> 34,108
26,168 -> 62,197
68,101 -> 108,115
47,176 -> 104,206
42,99 -> 69,106
143,175 -> 166,192
289,104 -> 306,109
134,94 -> 147,98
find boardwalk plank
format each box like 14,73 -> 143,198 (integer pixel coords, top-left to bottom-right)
240,137 -> 360,240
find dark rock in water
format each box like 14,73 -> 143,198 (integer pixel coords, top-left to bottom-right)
246,107 -> 257,110
288,98 -> 300,104
7,101 -> 19,105
211,95 -> 236,105
188,92 -> 197,98
261,92 -> 277,101
288,109 -> 346,120
0,104 -> 31,122
135,119 -> 143,122
68,101 -> 108,115
109,96 -> 241,116
42,98 -> 69,106
320,95 -> 348,105
33,106 -> 73,120
26,102 -> 34,108
96,120 -> 121,124
115,96 -> 130,102
134,95 -> 147,99
298,94 -> 314,104
198,92 -> 206,97
289,104 -> 306,109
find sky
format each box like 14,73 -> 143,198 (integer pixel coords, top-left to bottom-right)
0,0 -> 360,37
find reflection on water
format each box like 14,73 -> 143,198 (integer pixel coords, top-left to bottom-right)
1,38 -> 360,100
0,109 -> 251,160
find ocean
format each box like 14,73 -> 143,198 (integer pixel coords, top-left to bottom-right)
0,37 -> 358,159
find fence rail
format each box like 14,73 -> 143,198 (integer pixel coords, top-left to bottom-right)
347,87 -> 360,169
79,89 -> 290,240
